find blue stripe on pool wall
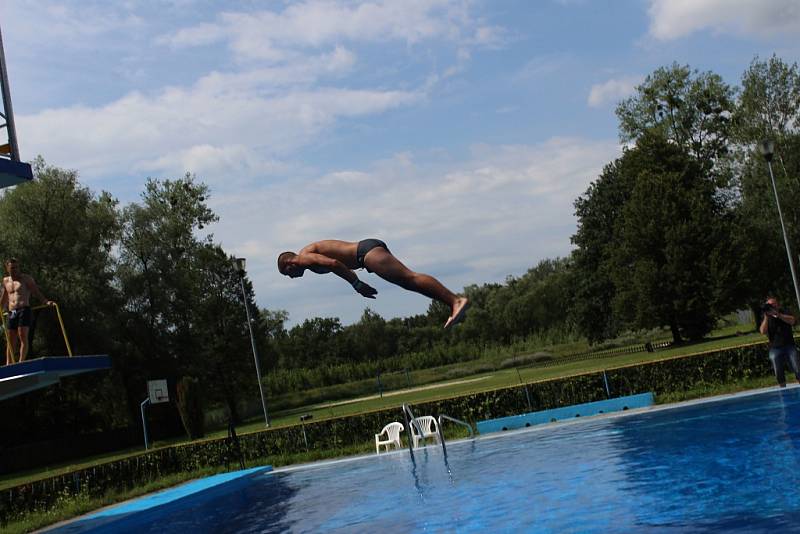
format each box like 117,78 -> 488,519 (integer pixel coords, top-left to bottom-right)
476,392 -> 654,434
48,465 -> 272,533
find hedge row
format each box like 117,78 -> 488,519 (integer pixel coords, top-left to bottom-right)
0,341 -> 773,524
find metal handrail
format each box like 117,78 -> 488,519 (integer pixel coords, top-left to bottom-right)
2,302 -> 72,360
402,403 -> 475,460
403,404 -> 425,436
401,403 -> 423,457
438,414 -> 474,438
436,414 -> 475,457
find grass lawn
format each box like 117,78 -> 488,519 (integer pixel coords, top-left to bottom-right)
232,327 -> 765,431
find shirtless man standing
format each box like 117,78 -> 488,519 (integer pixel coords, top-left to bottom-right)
1,258 -> 53,364
277,239 -> 469,328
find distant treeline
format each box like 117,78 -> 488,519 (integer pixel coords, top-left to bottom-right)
1,55 -> 798,447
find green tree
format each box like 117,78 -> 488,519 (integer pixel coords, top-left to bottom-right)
489,259 -> 574,340
571,158 -> 633,343
0,157 -> 121,357
616,63 -> 736,176
284,317 -> 350,369
572,133 -> 731,343
735,55 -> 800,145
0,158 -> 125,440
260,308 -> 289,371
730,136 -> 800,317
609,133 -> 725,341
189,245 -> 262,424
346,308 -> 396,361
457,283 -> 503,342
730,56 -> 800,320
115,174 -> 218,421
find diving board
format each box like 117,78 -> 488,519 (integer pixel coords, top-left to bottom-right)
0,355 -> 111,401
0,158 -> 32,188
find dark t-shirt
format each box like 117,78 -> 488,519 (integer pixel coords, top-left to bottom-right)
767,308 -> 796,348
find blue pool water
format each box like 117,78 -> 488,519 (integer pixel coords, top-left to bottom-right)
61,387 -> 800,532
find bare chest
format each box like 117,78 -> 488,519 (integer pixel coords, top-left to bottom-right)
3,278 -> 28,297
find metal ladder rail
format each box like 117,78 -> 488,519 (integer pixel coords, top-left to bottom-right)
403,403 -> 475,456
438,414 -> 474,439
402,404 -> 424,457
436,414 -> 474,457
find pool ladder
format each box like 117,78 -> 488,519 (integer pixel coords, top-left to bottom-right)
402,403 -> 474,458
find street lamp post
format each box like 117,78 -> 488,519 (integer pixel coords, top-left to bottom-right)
235,257 -> 270,428
759,140 -> 800,312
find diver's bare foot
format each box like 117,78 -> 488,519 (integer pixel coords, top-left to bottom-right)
444,297 -> 470,329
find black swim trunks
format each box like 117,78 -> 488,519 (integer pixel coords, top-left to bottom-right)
356,239 -> 389,272
7,306 -> 32,330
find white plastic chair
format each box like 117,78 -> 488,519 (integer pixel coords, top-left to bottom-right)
410,415 -> 440,448
375,422 -> 404,454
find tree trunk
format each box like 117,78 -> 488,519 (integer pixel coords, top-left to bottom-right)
225,393 -> 241,425
670,319 -> 682,344
750,304 -> 761,332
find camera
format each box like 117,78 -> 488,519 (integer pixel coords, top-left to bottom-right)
761,302 -> 776,314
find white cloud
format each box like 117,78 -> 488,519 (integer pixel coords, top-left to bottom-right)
587,75 -> 642,108
7,2 -> 621,327
28,2 -> 143,41
159,22 -> 227,48
142,144 -> 291,185
161,0 -> 489,62
18,67 -> 420,186
648,0 -> 800,40
12,2 -> 487,193
471,24 -> 508,48
317,171 -> 372,186
212,137 -> 621,325
513,54 -> 571,83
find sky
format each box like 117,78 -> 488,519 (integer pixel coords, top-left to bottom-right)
3,0 -> 800,327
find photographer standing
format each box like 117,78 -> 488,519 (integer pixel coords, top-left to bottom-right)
759,296 -> 799,387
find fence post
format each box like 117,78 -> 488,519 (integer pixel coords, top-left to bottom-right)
602,370 -> 611,399
516,368 -> 533,412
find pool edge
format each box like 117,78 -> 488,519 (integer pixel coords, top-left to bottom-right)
43,465 -> 272,533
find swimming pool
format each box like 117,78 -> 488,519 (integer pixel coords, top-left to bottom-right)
57,387 -> 800,532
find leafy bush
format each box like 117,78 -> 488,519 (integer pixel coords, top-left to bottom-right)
471,363 -> 497,374
499,352 -> 553,368
444,367 -> 471,379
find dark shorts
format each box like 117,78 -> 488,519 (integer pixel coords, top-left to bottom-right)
7,307 -> 32,330
356,239 -> 389,272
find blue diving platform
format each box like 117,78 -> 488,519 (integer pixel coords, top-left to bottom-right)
477,392 -> 654,434
0,355 -> 111,401
0,158 -> 33,188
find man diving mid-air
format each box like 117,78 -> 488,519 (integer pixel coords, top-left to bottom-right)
277,239 -> 469,329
